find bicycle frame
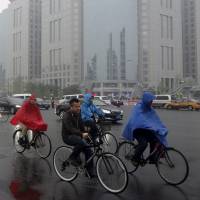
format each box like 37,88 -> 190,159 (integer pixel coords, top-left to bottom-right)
77,142 -> 103,169
135,142 -> 165,166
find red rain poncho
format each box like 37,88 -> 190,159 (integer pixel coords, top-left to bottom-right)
10,95 -> 47,131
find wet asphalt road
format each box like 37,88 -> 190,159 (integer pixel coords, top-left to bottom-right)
0,106 -> 199,200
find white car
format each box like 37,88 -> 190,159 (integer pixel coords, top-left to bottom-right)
93,96 -> 111,105
152,94 -> 176,108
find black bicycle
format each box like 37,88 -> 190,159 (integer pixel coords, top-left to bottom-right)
13,127 -> 52,159
0,110 -> 10,123
88,119 -> 118,154
53,140 -> 128,193
117,140 -> 189,185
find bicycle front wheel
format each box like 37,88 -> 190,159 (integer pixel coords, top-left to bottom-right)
156,147 -> 189,185
96,153 -> 128,194
53,146 -> 78,182
117,141 -> 139,173
35,133 -> 52,158
13,130 -> 26,153
101,131 -> 118,154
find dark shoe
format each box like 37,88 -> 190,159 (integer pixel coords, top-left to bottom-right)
61,161 -> 67,171
68,157 -> 81,167
149,160 -> 157,164
148,154 -> 158,164
130,156 -> 139,166
85,169 -> 97,179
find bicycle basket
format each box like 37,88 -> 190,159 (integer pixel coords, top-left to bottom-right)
100,123 -> 111,132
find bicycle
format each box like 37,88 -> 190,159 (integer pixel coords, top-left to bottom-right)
87,118 -> 118,154
53,139 -> 128,194
117,139 -> 189,185
0,110 -> 10,123
13,125 -> 52,159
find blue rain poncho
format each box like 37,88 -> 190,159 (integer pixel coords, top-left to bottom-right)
122,92 -> 168,146
81,93 -> 104,122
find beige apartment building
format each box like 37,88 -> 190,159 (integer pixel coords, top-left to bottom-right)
7,0 -> 42,92
41,0 -> 84,89
137,0 -> 183,92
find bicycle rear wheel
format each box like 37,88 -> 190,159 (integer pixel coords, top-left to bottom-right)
13,130 -> 26,153
101,131 -> 118,154
156,147 -> 189,185
96,153 -> 128,194
53,146 -> 78,182
117,141 -> 139,173
35,132 -> 52,158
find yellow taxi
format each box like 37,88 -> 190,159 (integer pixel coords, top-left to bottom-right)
164,99 -> 200,111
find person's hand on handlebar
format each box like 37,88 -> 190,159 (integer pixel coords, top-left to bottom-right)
82,132 -> 89,139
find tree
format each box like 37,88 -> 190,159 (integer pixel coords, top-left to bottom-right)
62,84 -> 81,95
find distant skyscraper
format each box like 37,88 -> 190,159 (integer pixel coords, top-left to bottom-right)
41,0 -> 84,89
182,0 -> 200,83
8,0 -> 42,92
120,27 -> 126,80
137,0 -> 183,92
107,33 -> 118,80
0,64 -> 6,90
0,8 -> 10,92
86,54 -> 97,80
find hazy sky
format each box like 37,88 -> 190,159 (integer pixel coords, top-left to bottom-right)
0,0 -> 138,81
0,0 -> 9,13
84,0 -> 138,81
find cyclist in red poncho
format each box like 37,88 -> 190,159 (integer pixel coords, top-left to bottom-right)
10,94 -> 48,134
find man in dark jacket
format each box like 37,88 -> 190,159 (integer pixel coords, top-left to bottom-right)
62,98 -> 95,177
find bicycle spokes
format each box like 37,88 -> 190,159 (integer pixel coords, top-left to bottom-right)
156,148 -> 189,185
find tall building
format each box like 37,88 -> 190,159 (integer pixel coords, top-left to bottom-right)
107,33 -> 118,80
86,54 -> 97,81
0,64 -> 6,91
182,0 -> 200,84
137,0 -> 183,92
41,0 -> 84,89
0,8 -> 10,92
120,28 -> 126,80
8,0 -> 42,92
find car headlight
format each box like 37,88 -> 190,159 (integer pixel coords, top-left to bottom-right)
120,110 -> 124,114
102,109 -> 111,114
16,105 -> 21,108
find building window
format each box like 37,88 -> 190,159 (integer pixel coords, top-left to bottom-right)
161,46 -> 174,70
50,19 -> 61,42
161,14 -> 173,40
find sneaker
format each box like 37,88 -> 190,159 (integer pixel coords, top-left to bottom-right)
85,169 -> 97,179
68,157 -> 81,167
61,161 -> 67,171
130,156 -> 139,166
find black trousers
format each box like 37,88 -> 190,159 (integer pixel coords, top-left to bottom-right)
84,120 -> 98,140
63,135 -> 93,169
133,129 -> 158,160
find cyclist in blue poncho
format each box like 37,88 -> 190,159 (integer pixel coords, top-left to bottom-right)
81,93 -> 105,141
122,92 -> 168,164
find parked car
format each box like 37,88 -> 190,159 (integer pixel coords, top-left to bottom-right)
165,99 -> 200,110
55,100 -> 70,119
58,94 -> 83,104
110,98 -> 124,107
93,96 -> 111,105
0,96 -> 24,114
55,99 -> 123,122
36,98 -> 50,110
12,93 -> 31,100
152,94 -> 176,108
93,99 -> 123,122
